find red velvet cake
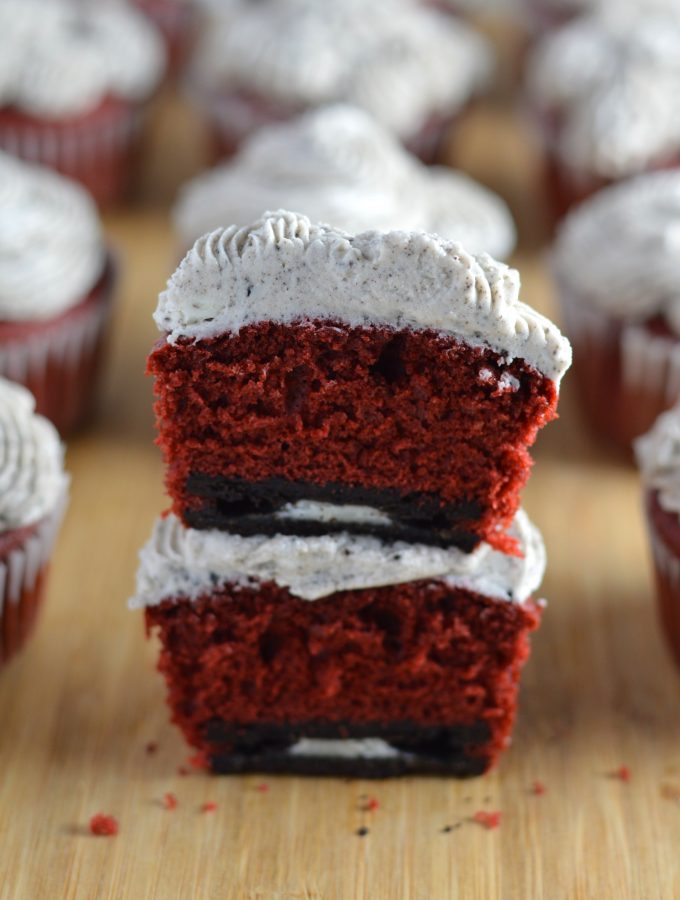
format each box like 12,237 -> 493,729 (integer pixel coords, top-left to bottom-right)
150,211 -> 571,554
132,509 -> 545,776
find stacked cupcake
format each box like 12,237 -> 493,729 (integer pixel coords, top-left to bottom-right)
132,210 -> 571,776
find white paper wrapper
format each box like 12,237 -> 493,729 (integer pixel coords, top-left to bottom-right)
0,258 -> 116,435
0,106 -> 145,205
0,485 -> 68,663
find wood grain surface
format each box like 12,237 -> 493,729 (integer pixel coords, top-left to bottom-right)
1,79 -> 680,900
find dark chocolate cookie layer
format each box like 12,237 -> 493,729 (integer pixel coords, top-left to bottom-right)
184,474 -> 481,550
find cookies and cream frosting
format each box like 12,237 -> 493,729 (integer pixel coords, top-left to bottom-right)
0,152 -> 106,321
0,0 -> 166,118
635,406 -> 680,514
552,172 -> 680,331
130,508 -> 546,606
190,0 -> 492,138
0,378 -> 68,531
156,210 -> 571,382
174,105 -> 516,259
527,8 -> 680,177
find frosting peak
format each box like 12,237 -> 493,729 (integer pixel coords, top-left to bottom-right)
552,171 -> 680,330
190,0 -> 492,138
156,210 -> 571,382
0,378 -> 68,531
527,9 -> 680,177
174,104 -> 516,259
0,152 -> 106,321
0,0 -> 166,118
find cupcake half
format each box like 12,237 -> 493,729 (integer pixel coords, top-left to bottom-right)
0,152 -> 116,435
174,104 -> 516,259
187,0 -> 492,165
635,406 -> 680,670
0,0 -> 166,206
0,378 -> 69,668
552,171 -> 680,451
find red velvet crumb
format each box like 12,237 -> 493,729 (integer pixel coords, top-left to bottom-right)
254,783 -> 269,793
177,766 -> 189,777
473,810 -> 502,830
145,741 -> 158,755
202,802 -> 218,813
360,796 -> 380,812
531,781 -> 546,796
189,752 -> 208,770
164,793 -> 178,810
89,814 -> 119,836
614,766 -> 631,783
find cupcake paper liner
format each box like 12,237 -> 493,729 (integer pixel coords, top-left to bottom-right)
0,255 -> 117,436
559,286 -> 680,449
0,104 -> 146,207
645,496 -> 680,670
0,486 -> 69,667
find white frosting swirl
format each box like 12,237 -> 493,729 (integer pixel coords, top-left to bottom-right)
527,9 -> 680,177
190,0 -> 492,138
0,0 -> 166,117
552,171 -> 680,330
0,152 -> 106,321
174,105 -> 516,260
635,405 -> 680,514
130,508 -> 546,605
156,210 -> 571,382
0,378 -> 68,531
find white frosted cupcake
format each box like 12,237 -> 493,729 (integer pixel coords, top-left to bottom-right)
526,8 -> 680,222
0,378 -> 68,668
0,152 -> 116,435
187,0 -> 492,164
174,105 -> 516,258
0,0 -> 166,206
552,171 -> 680,449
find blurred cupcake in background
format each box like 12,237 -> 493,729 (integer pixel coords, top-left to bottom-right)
174,104 -> 516,258
0,152 -> 116,436
526,8 -> 680,224
131,0 -> 197,77
186,0 -> 493,165
635,406 -> 680,670
0,0 -> 166,206
552,171 -> 680,451
0,378 -> 69,669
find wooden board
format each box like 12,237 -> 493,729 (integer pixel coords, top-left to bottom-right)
2,86 -> 680,900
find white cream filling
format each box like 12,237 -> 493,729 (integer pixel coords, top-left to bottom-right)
275,501 -> 393,527
130,508 -> 546,606
173,104 -> 516,260
156,210 -> 571,383
287,738 -> 408,760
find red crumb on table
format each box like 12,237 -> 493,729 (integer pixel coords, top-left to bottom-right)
177,766 -> 189,777
531,781 -> 547,796
89,814 -> 119,836
360,796 -> 380,812
145,741 -> 158,755
189,752 -> 208,770
163,793 -> 178,810
473,810 -> 502,830
254,783 -> 269,793
614,765 -> 632,783
202,802 -> 218,813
